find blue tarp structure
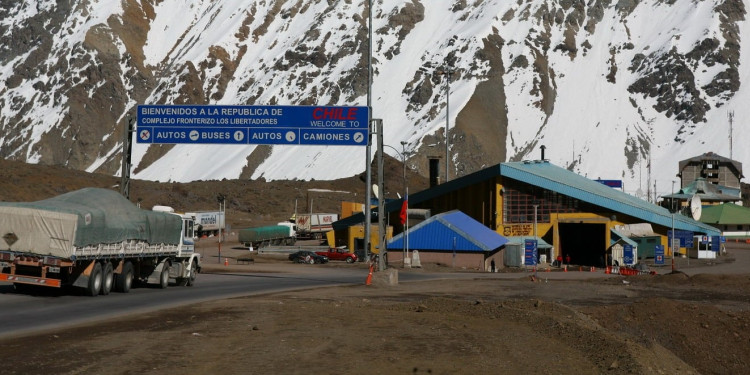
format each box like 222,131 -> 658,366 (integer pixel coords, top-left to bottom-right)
387,210 -> 508,252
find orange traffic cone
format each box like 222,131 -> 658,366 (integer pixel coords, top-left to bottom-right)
365,263 -> 373,285
591,266 -> 595,272
605,266 -> 611,274
224,258 -> 229,266
564,265 -> 567,272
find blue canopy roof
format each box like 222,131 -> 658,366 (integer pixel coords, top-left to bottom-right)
387,210 -> 508,252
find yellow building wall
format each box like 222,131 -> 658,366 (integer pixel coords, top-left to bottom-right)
405,177 -> 683,261
346,225 -> 393,254
341,202 -> 364,219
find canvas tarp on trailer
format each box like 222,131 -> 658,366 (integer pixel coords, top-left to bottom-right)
0,188 -> 181,258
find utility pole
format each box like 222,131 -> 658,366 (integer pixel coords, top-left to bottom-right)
401,141 -> 409,267
374,119 -> 386,271
120,117 -> 133,200
364,0 -> 374,262
440,65 -> 454,182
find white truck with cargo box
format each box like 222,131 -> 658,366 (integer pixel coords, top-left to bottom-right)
0,188 -> 201,296
295,213 -> 337,239
187,211 -> 225,237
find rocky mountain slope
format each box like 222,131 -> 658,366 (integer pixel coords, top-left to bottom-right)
0,0 -> 747,198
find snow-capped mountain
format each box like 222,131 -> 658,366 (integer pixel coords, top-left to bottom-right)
0,0 -> 747,199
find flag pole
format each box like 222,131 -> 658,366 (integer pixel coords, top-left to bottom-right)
405,186 -> 409,264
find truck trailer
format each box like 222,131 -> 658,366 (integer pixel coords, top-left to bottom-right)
186,211 -> 225,237
238,222 -> 296,249
295,213 -> 337,240
0,188 -> 201,296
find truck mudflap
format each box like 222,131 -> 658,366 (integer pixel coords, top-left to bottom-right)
0,273 -> 62,287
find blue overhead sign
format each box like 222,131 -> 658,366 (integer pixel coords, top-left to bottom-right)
667,230 -> 694,248
136,105 -> 369,146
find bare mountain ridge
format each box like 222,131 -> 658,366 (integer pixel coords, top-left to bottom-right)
0,157 -> 429,229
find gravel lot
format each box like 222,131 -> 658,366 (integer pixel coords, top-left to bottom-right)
2,238 -> 749,375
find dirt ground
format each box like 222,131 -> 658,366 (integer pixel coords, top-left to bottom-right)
2,160 -> 750,374
2,239 -> 750,375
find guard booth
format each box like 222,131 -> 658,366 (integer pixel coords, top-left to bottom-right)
504,236 -> 553,266
608,241 -> 638,266
689,235 -> 721,259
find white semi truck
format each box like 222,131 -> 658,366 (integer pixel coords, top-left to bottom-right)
0,188 -> 201,296
295,213 -> 337,240
186,211 -> 225,237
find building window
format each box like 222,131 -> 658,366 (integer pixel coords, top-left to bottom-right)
502,181 -> 579,224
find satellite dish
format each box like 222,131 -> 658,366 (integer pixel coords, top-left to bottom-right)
690,194 -> 702,220
372,184 -> 379,199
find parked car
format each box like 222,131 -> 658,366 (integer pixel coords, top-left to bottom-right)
288,251 -> 329,264
315,247 -> 358,263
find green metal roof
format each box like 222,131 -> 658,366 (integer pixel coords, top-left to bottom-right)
663,178 -> 741,202
505,236 -> 552,249
700,203 -> 750,225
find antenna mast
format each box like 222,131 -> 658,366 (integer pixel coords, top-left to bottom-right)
647,150 -> 652,203
728,110 -> 734,160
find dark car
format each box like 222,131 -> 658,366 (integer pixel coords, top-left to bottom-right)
288,250 -> 329,264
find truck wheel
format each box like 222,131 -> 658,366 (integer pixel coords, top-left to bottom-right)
86,262 -> 103,297
186,262 -> 197,287
177,261 -> 198,287
100,262 -> 114,295
115,261 -> 133,293
346,257 -> 355,263
159,263 -> 170,289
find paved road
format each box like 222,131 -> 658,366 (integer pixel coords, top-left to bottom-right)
1,242 -> 747,339
0,266 -> 459,339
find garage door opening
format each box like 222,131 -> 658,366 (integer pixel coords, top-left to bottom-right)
558,223 -> 606,266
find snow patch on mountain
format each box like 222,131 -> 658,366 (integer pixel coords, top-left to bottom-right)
0,0 -> 747,200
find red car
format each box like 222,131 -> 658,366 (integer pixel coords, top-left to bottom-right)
315,247 -> 358,263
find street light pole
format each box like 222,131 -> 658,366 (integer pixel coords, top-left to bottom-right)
217,193 -> 226,264
383,143 -> 410,267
